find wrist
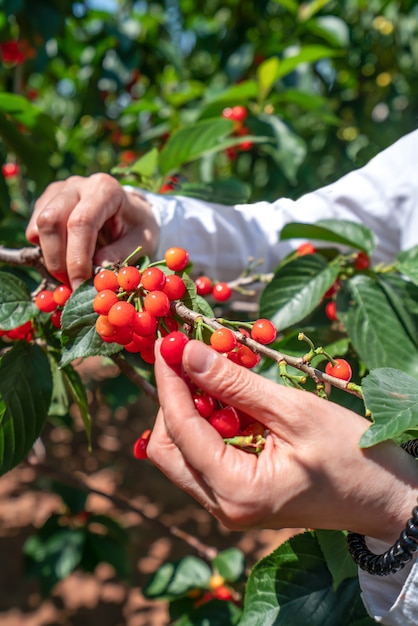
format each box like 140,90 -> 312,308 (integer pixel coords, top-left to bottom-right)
351,440 -> 418,543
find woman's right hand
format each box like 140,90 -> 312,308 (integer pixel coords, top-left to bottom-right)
26,173 -> 160,289
147,340 -> 418,543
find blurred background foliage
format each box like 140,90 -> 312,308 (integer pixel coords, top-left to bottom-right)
0,0 -> 418,231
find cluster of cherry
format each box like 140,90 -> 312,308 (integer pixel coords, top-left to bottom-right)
0,283 -> 73,341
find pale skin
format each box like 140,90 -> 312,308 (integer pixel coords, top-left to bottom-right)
26,174 -> 418,544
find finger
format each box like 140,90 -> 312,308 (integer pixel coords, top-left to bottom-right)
26,180 -> 66,243
181,340 -> 315,437
31,186 -> 81,285
64,175 -> 127,287
154,342 -> 263,490
147,408 -> 219,514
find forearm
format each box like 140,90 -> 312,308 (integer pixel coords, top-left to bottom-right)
126,129 -> 418,279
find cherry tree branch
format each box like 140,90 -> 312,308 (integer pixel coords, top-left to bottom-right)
28,459 -> 218,561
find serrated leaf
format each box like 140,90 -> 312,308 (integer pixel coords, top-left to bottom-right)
213,548 -> 245,583
336,275 -> 418,376
360,368 -> 418,447
144,556 -> 212,600
240,532 -> 374,626
377,274 -> 418,349
0,270 -> 37,330
280,220 -> 375,254
315,530 -> 358,591
0,342 -> 52,476
177,178 -> 251,205
60,281 -> 123,367
395,245 -> 418,285
260,255 -> 342,331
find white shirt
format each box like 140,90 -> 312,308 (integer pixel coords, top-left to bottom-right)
127,128 -> 418,625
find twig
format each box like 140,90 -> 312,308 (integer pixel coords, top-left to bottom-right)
0,244 -> 57,285
110,352 -> 159,403
28,459 -> 218,561
174,301 -> 362,397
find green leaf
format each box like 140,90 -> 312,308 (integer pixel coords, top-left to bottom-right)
257,57 -> 281,101
213,548 -> 245,583
60,281 -> 123,367
260,255 -> 342,331
395,245 -> 418,286
159,119 -> 235,176
315,530 -> 358,591
240,532 -> 374,626
0,342 -> 52,476
260,45 -> 342,85
280,220 -> 375,254
128,147 -> 160,179
0,270 -> 37,330
24,514 -> 86,596
259,116 -> 306,183
337,275 -> 418,376
377,274 -> 418,349
144,556 -> 212,600
61,364 -> 92,445
360,368 -> 418,447
298,0 -> 334,21
176,179 -> 251,205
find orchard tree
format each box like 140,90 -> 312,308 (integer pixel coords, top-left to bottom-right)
1,1 -> 418,624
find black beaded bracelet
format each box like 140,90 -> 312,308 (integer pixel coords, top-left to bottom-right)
346,439 -> 418,576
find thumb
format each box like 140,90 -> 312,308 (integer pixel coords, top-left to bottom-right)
182,340 -> 310,433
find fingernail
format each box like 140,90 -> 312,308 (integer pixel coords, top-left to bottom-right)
185,341 -> 215,373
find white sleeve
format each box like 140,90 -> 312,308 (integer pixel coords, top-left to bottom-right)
358,538 -> 418,625
126,128 -> 418,280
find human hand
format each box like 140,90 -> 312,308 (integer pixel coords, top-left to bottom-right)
26,174 -> 159,289
148,340 -> 418,543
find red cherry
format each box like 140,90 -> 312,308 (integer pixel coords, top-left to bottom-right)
250,319 -> 277,345
222,105 -> 247,122
108,301 -> 136,328
163,274 -> 186,300
131,310 -> 158,336
212,282 -> 232,302
210,328 -> 237,353
35,290 -> 57,313
2,162 -> 20,178
93,289 -> 119,315
94,269 -> 119,292
117,266 -> 141,291
354,251 -> 370,271
53,284 -> 72,307
133,429 -> 151,459
143,290 -> 170,317
160,331 -> 189,364
208,406 -> 240,438
164,247 -> 189,272
325,358 -> 352,381
193,393 -> 216,418
325,300 -> 338,322
141,267 -> 166,291
195,275 -> 213,296
297,242 -> 316,256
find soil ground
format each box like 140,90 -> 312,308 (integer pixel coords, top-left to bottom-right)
0,358 -> 295,626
